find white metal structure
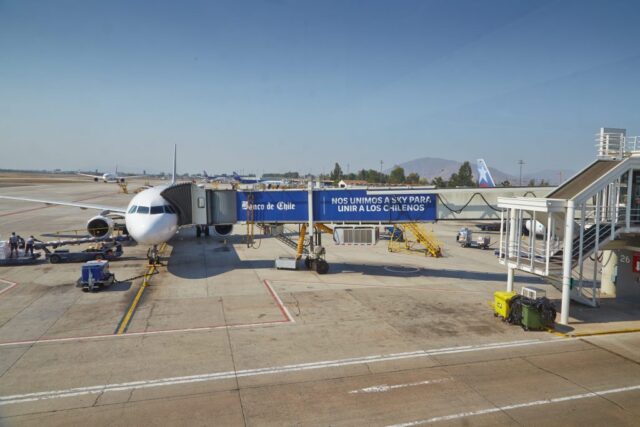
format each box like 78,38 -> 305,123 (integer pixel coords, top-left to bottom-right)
498,129 -> 640,325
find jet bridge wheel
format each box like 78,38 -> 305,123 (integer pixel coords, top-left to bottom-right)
304,257 -> 329,274
316,260 -> 329,275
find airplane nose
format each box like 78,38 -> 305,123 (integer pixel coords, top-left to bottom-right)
126,214 -> 177,245
128,221 -> 156,245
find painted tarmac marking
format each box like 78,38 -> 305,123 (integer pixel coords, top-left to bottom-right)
387,384 -> 640,426
0,339 -> 550,406
0,278 -> 18,296
271,279 -> 487,294
0,320 -> 290,348
264,280 -> 295,323
349,378 -> 452,394
115,243 -> 167,334
0,276 -> 295,347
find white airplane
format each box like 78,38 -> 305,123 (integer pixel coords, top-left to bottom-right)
77,166 -> 144,183
0,147 -> 232,263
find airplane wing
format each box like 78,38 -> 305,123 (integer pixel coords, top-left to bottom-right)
77,173 -> 103,179
0,195 -> 127,213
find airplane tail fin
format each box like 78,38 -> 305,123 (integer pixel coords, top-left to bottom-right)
476,159 -> 496,188
203,170 -> 208,178
171,145 -> 177,185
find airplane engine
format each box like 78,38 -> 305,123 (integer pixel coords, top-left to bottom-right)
119,178 -> 125,183
93,177 -> 99,182
214,225 -> 233,236
87,215 -> 114,237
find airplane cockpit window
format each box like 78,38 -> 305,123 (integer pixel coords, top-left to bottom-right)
150,206 -> 164,214
128,205 -> 137,214
164,205 -> 176,214
137,206 -> 150,214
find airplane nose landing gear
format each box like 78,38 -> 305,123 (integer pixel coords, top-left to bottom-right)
147,245 -> 161,265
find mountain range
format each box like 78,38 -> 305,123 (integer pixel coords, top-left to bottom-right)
388,157 -> 575,186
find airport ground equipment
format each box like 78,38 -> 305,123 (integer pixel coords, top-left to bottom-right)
0,253 -> 41,266
456,227 -> 490,249
78,260 -> 115,292
493,291 -> 517,320
275,256 -> 297,270
388,223 -> 442,257
44,242 -> 123,264
333,226 -> 379,245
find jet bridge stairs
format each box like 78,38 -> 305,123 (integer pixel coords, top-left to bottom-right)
497,137 -> 640,319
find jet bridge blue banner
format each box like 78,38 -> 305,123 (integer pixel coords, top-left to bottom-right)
313,190 -> 437,223
236,191 -> 308,223
236,190 -> 437,223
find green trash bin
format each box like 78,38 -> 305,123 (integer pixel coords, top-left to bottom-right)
521,303 -> 545,331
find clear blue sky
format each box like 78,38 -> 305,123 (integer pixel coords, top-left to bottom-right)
2,0 -> 640,176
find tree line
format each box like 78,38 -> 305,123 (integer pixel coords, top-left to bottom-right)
326,161 -> 477,187
263,162 -> 551,187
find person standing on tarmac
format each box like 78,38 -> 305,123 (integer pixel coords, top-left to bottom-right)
25,235 -> 35,256
8,232 -> 18,258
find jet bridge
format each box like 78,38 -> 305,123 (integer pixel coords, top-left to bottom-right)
160,183 -> 237,227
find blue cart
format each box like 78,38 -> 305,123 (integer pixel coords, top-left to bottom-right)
79,260 -> 115,292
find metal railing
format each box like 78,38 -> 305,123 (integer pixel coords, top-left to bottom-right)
596,134 -> 640,159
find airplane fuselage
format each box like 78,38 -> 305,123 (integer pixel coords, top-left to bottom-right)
124,186 -> 179,245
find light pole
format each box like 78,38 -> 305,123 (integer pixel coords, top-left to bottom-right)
518,160 -> 525,186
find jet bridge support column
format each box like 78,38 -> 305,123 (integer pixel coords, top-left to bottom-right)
507,267 -> 514,293
304,182 -> 328,274
601,251 -> 617,296
307,182 -> 314,252
560,202 -> 576,325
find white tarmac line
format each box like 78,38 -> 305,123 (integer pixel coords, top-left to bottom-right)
0,279 -> 295,348
387,384 -> 640,426
349,378 -> 452,394
0,279 -> 18,296
0,320 -> 291,348
0,339 -> 551,406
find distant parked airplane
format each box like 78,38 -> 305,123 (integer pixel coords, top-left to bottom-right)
198,170 -> 235,184
476,159 -> 496,188
78,166 -> 144,183
232,172 -> 288,186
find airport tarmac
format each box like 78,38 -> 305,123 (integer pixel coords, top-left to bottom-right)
1,180 -> 640,425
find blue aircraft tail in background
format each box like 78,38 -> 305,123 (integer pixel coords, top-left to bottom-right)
476,159 -> 496,188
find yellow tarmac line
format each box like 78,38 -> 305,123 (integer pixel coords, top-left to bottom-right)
116,243 -> 166,335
